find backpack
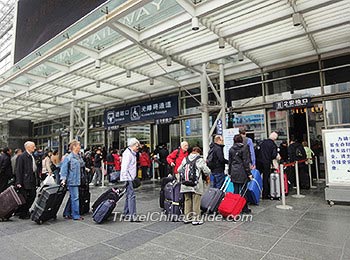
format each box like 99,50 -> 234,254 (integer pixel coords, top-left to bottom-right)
179,156 -> 200,187
295,145 -> 306,161
206,147 -> 216,170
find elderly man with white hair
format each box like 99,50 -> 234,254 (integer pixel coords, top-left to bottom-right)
256,131 -> 280,199
16,141 -> 37,219
167,141 -> 189,180
120,138 -> 141,222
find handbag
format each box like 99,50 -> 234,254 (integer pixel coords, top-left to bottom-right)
126,169 -> 141,189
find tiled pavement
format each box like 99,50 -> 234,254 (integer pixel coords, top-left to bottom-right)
1,181 -> 349,260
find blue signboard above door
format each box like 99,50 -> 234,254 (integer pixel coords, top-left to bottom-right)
104,96 -> 178,130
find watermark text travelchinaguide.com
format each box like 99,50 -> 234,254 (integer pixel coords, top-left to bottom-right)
112,211 -> 253,222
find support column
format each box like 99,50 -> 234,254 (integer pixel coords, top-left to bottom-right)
219,60 -> 226,130
69,101 -> 75,141
84,102 -> 89,148
201,64 -> 210,158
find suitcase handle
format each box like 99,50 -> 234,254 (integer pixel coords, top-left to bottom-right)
220,176 -> 231,191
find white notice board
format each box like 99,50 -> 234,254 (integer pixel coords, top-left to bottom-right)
323,129 -> 350,186
223,128 -> 239,160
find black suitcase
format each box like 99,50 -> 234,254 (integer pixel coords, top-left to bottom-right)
31,185 -> 66,224
92,187 -> 125,213
159,176 -> 175,208
0,186 -> 25,220
164,180 -> 183,220
200,188 -> 225,214
79,186 -> 91,215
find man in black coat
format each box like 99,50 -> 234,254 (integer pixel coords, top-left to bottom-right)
16,141 -> 37,219
256,132 -> 280,199
0,147 -> 13,193
158,144 -> 169,179
288,138 -> 308,188
208,135 -> 228,189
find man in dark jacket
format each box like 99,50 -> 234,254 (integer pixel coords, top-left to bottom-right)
158,144 -> 169,178
16,141 -> 37,219
288,138 -> 308,188
256,132 -> 280,199
208,135 -> 228,189
93,149 -> 103,186
0,147 -> 13,193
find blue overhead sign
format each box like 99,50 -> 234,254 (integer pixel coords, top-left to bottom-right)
104,96 -> 178,130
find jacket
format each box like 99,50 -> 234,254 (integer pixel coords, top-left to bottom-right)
15,151 -> 37,190
60,152 -> 83,186
120,148 -> 137,181
288,142 -> 307,163
112,154 -> 121,171
139,152 -> 151,167
208,143 -> 228,173
167,148 -> 188,174
256,139 -> 278,165
94,154 -> 103,168
0,153 -> 12,179
229,143 -> 251,184
158,148 -> 169,163
178,153 -> 211,195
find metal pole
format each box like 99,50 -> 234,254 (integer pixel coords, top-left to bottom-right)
101,161 -> 105,188
152,159 -> 156,181
84,102 -> 88,149
292,161 -> 305,198
315,156 -> 322,183
306,108 -> 316,189
69,101 -> 75,141
201,64 -> 210,158
309,162 -> 316,189
219,60 -> 226,130
276,164 -> 293,210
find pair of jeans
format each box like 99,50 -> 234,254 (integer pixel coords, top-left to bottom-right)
211,172 -> 225,189
123,181 -> 136,218
183,193 -> 201,221
93,168 -> 102,185
63,186 -> 80,219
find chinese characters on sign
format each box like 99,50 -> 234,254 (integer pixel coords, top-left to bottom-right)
273,97 -> 311,110
104,96 -> 178,130
324,130 -> 350,185
155,118 -> 173,125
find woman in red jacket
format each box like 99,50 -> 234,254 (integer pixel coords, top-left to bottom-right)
139,147 -> 151,180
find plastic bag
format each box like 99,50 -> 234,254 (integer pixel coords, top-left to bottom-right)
43,175 -> 56,186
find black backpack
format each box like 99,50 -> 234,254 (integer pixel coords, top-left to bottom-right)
206,148 -> 216,170
180,156 -> 200,187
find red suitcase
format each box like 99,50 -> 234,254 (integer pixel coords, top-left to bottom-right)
0,186 -> 26,220
218,192 -> 246,218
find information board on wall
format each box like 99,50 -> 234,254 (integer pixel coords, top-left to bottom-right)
223,128 -> 239,160
323,129 -> 350,186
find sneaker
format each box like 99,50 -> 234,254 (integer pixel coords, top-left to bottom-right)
192,220 -> 204,225
183,219 -> 192,224
73,217 -> 84,221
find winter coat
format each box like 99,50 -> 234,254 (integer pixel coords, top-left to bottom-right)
0,153 -> 12,179
139,152 -> 151,167
15,151 -> 37,190
229,143 -> 251,184
167,148 -> 188,174
94,154 -> 103,168
256,139 -> 278,165
178,153 -> 211,195
208,143 -> 228,173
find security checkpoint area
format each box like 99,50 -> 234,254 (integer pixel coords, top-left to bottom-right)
0,0 -> 350,259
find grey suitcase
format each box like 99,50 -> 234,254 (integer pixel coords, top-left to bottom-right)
270,173 -> 281,199
200,188 -> 225,214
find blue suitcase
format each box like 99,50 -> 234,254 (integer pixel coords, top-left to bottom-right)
246,169 -> 263,205
92,199 -> 116,224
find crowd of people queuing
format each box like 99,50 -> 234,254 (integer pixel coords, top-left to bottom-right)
0,127 -> 318,224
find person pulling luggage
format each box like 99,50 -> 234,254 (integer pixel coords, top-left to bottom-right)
178,147 -> 211,225
60,140 -> 84,221
229,134 -> 253,214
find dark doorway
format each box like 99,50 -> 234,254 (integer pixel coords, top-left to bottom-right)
157,125 -> 170,146
289,110 -> 307,142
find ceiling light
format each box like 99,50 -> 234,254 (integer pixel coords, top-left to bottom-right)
53,96 -> 57,102
126,70 -> 131,78
191,17 -> 199,31
25,91 -> 30,97
72,89 -> 76,96
218,37 -> 225,49
95,59 -> 101,69
150,78 -> 154,85
96,80 -> 101,88
166,56 -> 172,66
38,102 -> 41,108
238,51 -> 244,61
292,13 -> 301,26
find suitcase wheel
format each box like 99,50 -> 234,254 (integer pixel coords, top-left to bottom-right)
36,220 -> 43,225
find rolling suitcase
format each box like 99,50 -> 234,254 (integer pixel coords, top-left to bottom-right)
270,172 -> 281,199
246,169 -> 263,205
92,187 -> 125,212
159,176 -> 175,208
164,180 -> 183,220
92,199 -> 117,224
79,186 -> 91,215
0,186 -> 25,220
200,176 -> 231,214
31,185 -> 66,224
218,190 -> 247,218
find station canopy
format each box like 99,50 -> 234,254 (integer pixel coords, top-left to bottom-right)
0,0 -> 349,123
